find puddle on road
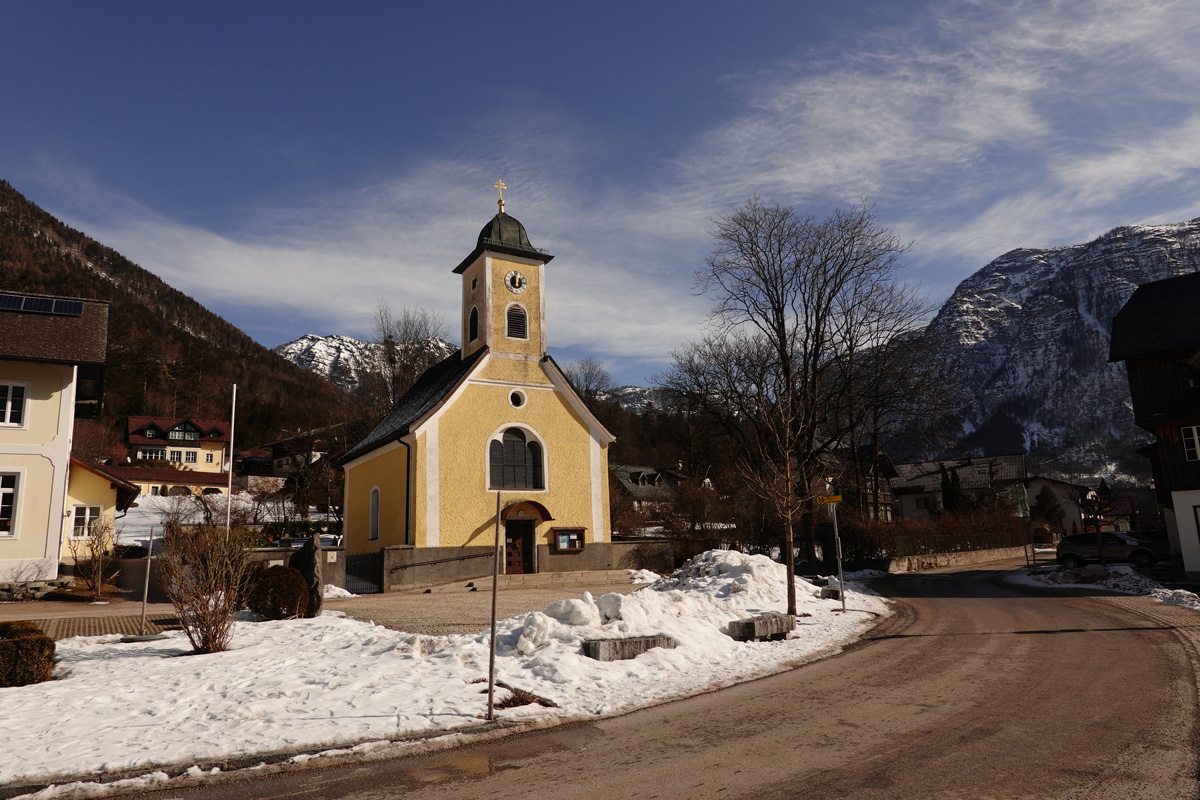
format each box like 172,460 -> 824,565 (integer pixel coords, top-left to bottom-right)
404,723 -> 604,785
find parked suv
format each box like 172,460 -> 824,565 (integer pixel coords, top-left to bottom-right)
1056,531 -> 1170,569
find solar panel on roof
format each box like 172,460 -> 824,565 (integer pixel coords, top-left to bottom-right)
52,299 -> 84,315
0,292 -> 89,316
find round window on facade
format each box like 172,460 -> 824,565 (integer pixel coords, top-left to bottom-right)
509,390 -> 525,408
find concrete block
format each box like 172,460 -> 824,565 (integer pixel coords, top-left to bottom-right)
727,613 -> 796,642
582,634 -> 677,661
819,585 -> 842,601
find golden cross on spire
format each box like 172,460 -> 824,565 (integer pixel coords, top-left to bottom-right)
494,179 -> 507,213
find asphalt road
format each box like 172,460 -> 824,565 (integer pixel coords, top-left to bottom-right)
125,559 -> 1200,799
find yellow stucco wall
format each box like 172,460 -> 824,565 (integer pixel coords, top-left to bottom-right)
435,376 -> 607,549
344,442 -> 409,555
61,465 -> 118,560
461,258 -> 488,359
2,362 -> 70,447
1,361 -> 72,573
0,456 -> 56,561
489,257 -> 543,358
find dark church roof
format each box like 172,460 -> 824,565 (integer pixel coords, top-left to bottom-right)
337,347 -> 487,465
453,211 -> 553,274
1110,272 -> 1200,362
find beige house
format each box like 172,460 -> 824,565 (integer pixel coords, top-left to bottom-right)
60,458 -> 139,563
111,416 -> 232,496
0,291 -> 116,582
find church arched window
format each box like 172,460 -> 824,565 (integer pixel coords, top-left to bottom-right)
506,304 -> 528,340
469,306 -> 479,342
489,427 -> 545,489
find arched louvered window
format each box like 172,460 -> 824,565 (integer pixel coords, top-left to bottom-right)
468,306 -> 479,342
489,428 -> 545,489
506,304 -> 528,340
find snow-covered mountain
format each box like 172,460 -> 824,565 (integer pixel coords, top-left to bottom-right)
925,219 -> 1200,479
273,334 -> 454,395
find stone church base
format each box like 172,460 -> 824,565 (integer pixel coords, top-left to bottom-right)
382,541 -> 672,592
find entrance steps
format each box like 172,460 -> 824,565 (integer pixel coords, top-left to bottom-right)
416,569 -> 633,594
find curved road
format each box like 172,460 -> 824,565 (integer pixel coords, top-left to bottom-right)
136,560 -> 1200,799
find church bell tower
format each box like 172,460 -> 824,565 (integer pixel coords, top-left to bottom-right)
453,182 -> 554,361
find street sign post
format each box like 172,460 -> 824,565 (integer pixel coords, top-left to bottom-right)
816,495 -> 847,611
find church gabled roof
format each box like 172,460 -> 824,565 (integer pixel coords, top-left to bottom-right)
453,211 -> 554,274
337,346 -> 487,465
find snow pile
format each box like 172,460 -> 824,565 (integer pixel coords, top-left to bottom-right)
0,550 -> 888,787
323,584 -> 355,599
626,568 -> 660,583
1009,565 -> 1200,611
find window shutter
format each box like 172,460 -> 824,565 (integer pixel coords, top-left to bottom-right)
506,305 -> 527,339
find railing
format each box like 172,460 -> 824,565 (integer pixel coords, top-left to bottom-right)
479,237 -> 550,256
389,551 -> 494,573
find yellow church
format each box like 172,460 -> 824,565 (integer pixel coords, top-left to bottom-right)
337,194 -> 614,590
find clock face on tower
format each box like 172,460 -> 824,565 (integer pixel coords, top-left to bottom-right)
504,270 -> 527,294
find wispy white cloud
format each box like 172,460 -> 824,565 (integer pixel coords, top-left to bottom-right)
34,0 -> 1200,384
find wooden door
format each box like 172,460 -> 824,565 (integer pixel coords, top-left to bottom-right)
505,520 -> 534,574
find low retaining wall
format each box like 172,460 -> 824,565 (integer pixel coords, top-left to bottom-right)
382,541 -> 675,591
879,545 -> 1030,574
384,546 -> 494,592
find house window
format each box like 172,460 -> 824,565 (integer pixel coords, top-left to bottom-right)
169,450 -> 182,462
185,451 -> 197,463
915,497 -> 932,510
469,306 -> 479,342
144,427 -> 157,438
489,428 -> 544,489
0,383 -> 27,427
369,487 -> 380,541
141,448 -> 166,461
72,505 -> 102,538
1178,360 -> 1196,390
0,473 -> 17,535
506,305 -> 528,340
552,528 -> 586,553
205,452 -> 214,464
169,428 -> 200,440
1184,426 -> 1200,461
150,485 -> 161,496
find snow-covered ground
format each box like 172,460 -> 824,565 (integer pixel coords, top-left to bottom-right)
1,550 -> 890,794
1006,564 -> 1200,611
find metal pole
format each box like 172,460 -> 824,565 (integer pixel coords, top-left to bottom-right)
225,384 -> 237,536
138,525 -> 156,636
832,501 -> 846,613
487,491 -> 502,721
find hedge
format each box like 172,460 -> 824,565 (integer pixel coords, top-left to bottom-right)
0,620 -> 55,687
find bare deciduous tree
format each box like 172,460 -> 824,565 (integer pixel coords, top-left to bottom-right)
562,358 -> 616,405
67,517 -> 117,600
356,300 -> 448,418
663,197 -> 912,615
156,497 -> 254,654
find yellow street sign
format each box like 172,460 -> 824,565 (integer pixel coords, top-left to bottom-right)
815,494 -> 842,505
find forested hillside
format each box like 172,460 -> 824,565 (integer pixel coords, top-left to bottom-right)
0,180 -> 366,449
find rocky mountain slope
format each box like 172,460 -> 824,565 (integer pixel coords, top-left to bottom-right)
273,334 -> 454,396
926,219 -> 1200,479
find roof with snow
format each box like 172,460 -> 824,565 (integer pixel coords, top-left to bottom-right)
1110,271 -> 1200,362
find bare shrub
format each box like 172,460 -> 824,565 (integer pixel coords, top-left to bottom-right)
67,517 -> 118,600
156,498 -> 254,654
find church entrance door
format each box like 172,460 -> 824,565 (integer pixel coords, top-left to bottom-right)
504,520 -> 534,575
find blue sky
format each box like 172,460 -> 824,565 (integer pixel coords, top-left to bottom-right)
4,1 -> 1200,386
